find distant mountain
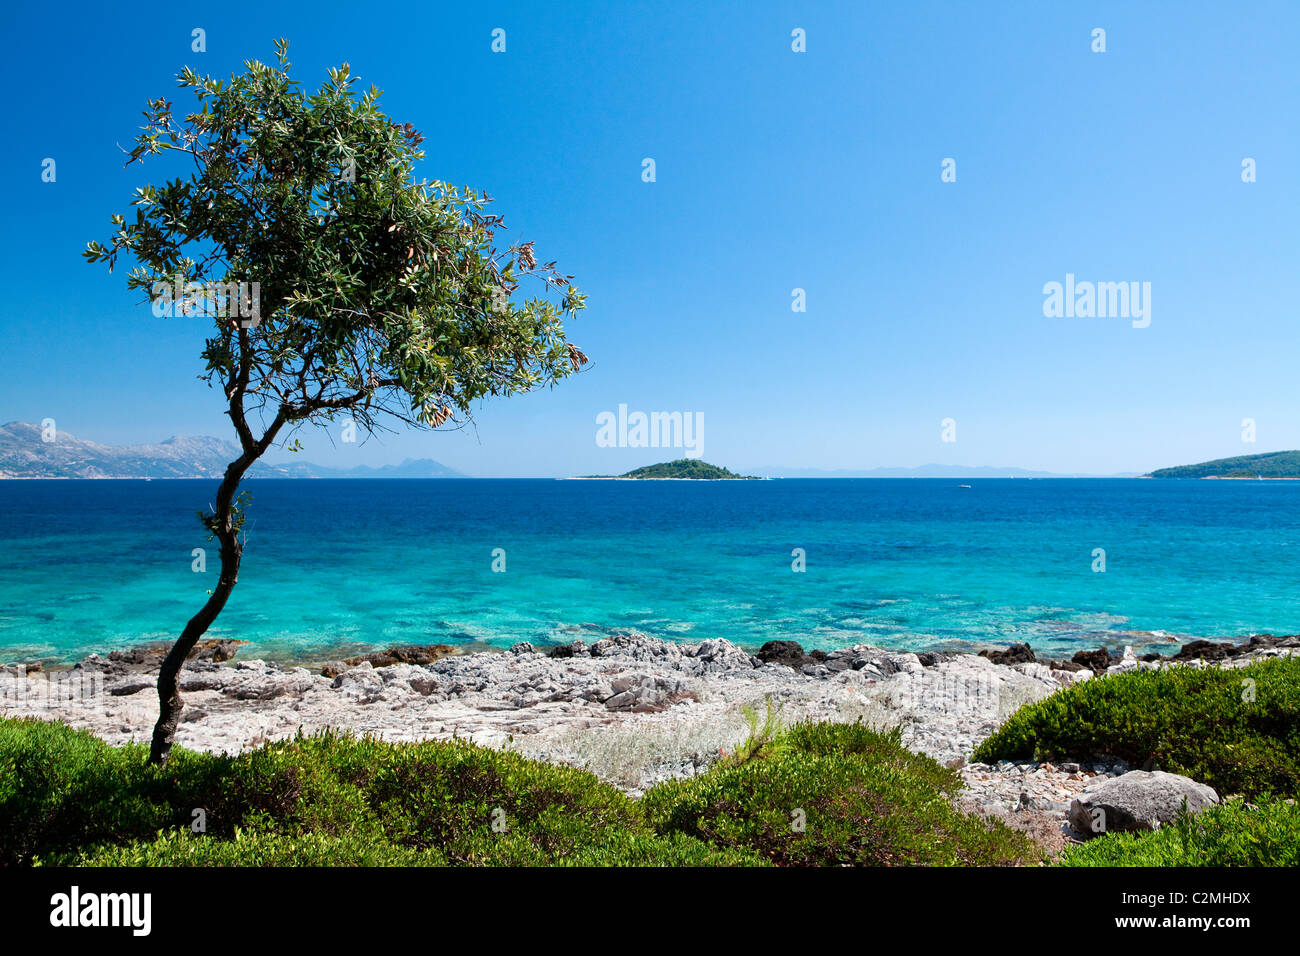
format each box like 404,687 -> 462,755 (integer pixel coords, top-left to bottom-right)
267,457 -> 464,479
0,422 -> 464,479
1147,450 -> 1300,479
583,459 -> 759,480
750,463 -> 1135,478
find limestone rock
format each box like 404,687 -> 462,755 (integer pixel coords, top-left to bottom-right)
980,643 -> 1036,666
1068,770 -> 1219,836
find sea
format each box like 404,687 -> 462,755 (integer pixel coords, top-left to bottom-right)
1,477 -> 1298,665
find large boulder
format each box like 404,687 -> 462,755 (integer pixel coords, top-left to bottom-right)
1068,770 -> 1219,836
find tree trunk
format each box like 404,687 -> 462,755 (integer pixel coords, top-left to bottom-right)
148,456 -> 251,765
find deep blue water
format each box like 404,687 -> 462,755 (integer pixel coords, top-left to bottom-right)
1,478 -> 1298,665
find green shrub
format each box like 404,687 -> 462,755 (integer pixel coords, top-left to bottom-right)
972,657 -> 1300,798
46,828 -> 448,867
782,720 -> 960,792
319,733 -> 667,862
50,812 -> 764,868
0,717 -> 1064,867
642,721 -> 1040,866
0,718 -> 175,864
1060,798 -> 1300,867
447,820 -> 766,867
1,718 -> 759,867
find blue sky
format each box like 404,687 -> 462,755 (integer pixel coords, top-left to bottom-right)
2,0 -> 1297,476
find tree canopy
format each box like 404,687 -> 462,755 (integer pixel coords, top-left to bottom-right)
85,38 -> 588,445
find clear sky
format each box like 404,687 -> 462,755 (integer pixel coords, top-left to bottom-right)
3,0 -> 1297,476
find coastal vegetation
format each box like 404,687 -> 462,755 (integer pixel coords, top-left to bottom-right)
1059,799 -> 1300,867
1,716 -> 1033,867
968,656 -> 1300,866
1,718 -> 753,867
1148,450 -> 1300,478
82,40 -> 587,763
641,720 -> 1040,866
972,657 -> 1300,799
7,659 -> 1297,867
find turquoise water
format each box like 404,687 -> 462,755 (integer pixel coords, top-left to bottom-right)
1,478 -> 1298,665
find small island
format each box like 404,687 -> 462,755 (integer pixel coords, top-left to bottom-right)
1147,450 -> 1300,479
581,459 -> 760,480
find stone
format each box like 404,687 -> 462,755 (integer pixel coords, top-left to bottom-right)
1048,659 -> 1085,672
1068,770 -> 1219,836
109,680 -> 153,697
547,640 -> 586,659
319,661 -> 348,678
872,656 -> 901,676
695,638 -> 755,670
1169,639 -> 1238,663
334,644 -> 458,670
1012,662 -> 1056,682
755,640 -> 811,670
979,643 -> 1035,666
1071,648 -> 1111,672
1107,646 -> 1141,674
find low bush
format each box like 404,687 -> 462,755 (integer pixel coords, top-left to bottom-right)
972,657 -> 1300,798
1060,798 -> 1300,867
0,718 -> 762,867
0,717 -> 177,864
642,721 -> 1040,866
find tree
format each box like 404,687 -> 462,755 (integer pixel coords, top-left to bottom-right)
85,40 -> 588,764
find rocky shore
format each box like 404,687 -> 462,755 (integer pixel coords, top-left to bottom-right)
3,630 -> 1296,855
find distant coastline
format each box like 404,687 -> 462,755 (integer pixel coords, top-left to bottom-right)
10,420 -> 1300,481
0,421 -> 464,480
1147,450 -> 1300,480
